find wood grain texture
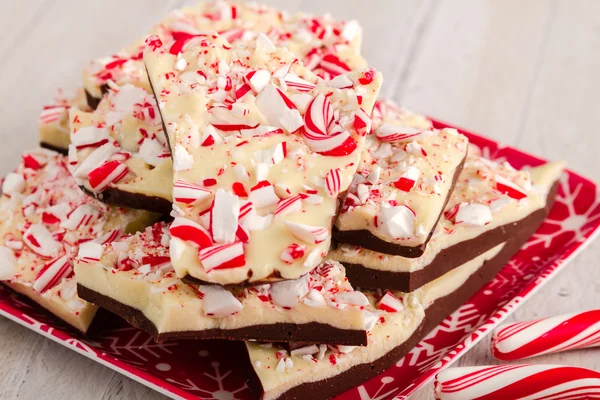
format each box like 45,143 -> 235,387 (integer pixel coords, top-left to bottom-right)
1,1 -> 599,399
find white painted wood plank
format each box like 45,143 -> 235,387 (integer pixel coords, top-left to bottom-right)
1,0 -> 599,399
515,0 -> 600,182
400,0 -> 557,146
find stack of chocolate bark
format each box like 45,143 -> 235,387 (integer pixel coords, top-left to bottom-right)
1,1 -> 565,399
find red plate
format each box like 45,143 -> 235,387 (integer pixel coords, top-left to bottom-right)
1,120 -> 599,400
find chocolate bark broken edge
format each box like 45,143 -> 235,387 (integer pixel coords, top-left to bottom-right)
333,152 -> 467,258
76,284 -> 367,346
79,185 -> 172,215
341,179 -> 559,291
242,215 -> 549,400
85,84 -> 109,110
40,142 -> 68,155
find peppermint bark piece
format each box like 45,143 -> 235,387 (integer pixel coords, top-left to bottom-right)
330,148 -> 564,291
75,222 -> 371,345
0,149 -> 158,332
243,238 -> 537,399
39,88 -> 91,153
145,33 -> 381,285
68,84 -> 172,213
335,100 -> 469,257
83,0 -> 365,106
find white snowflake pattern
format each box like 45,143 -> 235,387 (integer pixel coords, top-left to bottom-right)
357,376 -> 398,400
167,361 -> 248,400
98,329 -> 176,363
523,175 -> 600,250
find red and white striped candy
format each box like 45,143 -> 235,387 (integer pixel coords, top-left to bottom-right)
375,124 -> 423,143
274,195 -> 302,217
33,255 -> 72,293
353,108 -> 372,136
319,54 -> 351,76
282,73 -> 316,92
71,126 -> 109,149
324,168 -> 342,198
304,94 -> 333,137
39,105 -> 67,124
284,221 -> 328,244
491,310 -> 600,361
169,217 -> 212,248
140,255 -> 171,270
377,291 -> 404,312
249,181 -> 279,208
198,242 -> 245,271
280,243 -> 306,264
173,179 -> 212,205
394,166 -> 420,192
495,174 -> 528,200
77,241 -> 103,264
210,189 -> 239,244
88,160 -> 129,191
328,74 -> 353,89
200,125 -> 223,146
302,128 -> 356,156
72,143 -> 118,178
255,84 -> 297,129
23,224 -> 61,258
94,229 -> 121,245
22,152 -> 48,170
61,204 -> 99,230
434,365 -> 600,400
244,69 -> 271,93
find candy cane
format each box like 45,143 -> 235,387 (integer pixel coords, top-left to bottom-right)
491,310 -> 600,361
435,365 -> 600,400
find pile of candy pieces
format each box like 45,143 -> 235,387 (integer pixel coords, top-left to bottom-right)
0,1 -> 575,399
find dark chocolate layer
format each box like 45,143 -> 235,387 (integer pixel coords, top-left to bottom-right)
85,84 -> 109,110
333,154 -> 466,258
244,188 -> 558,399
40,142 -> 68,155
340,180 -> 559,292
80,185 -> 172,214
76,284 -> 367,346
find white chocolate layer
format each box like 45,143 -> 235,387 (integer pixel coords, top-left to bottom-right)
0,150 -> 157,331
83,1 -> 365,99
246,244 -> 504,400
145,31 -> 381,285
39,88 -> 90,151
330,146 -> 564,274
336,100 -> 469,248
74,223 -> 371,336
69,84 -> 172,203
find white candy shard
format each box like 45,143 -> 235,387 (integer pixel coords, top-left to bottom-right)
269,274 -> 309,308
23,224 -> 61,258
377,291 -> 404,312
198,285 -> 243,317
77,241 -> 103,263
376,205 -> 415,238
284,221 -> 328,244
0,246 -> 16,280
335,291 -> 370,307
2,173 -> 25,195
455,203 -> 492,226
211,189 -> 239,244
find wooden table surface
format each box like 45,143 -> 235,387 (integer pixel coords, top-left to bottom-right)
1,0 -> 599,399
